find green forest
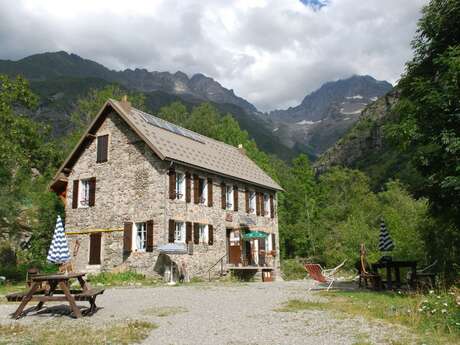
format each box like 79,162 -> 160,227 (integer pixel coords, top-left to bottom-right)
0,0 -> 459,284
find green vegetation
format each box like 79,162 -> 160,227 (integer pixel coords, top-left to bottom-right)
0,320 -> 157,345
385,0 -> 460,282
86,271 -> 162,287
277,290 -> 460,345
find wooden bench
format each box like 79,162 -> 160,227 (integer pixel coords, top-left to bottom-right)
5,288 -> 104,316
74,288 -> 105,314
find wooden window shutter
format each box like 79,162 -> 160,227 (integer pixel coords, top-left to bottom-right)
270,195 -> 274,218
72,180 -> 79,209
88,177 -> 96,207
271,233 -> 276,251
256,192 -> 261,216
193,223 -> 199,244
89,232 -> 102,265
221,183 -> 226,209
193,174 -> 200,204
233,185 -> 238,211
245,189 -> 249,213
208,225 -> 214,245
123,222 -> 133,254
207,178 -> 213,207
146,220 -> 154,252
186,222 -> 192,243
168,219 -> 175,243
185,172 -> 191,203
260,193 -> 265,216
97,135 -> 109,163
168,169 -> 176,200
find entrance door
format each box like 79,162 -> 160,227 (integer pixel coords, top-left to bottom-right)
227,229 -> 241,265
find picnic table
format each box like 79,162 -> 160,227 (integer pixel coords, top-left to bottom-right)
371,260 -> 417,290
6,272 -> 104,319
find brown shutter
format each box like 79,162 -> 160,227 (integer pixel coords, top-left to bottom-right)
233,185 -> 238,211
123,222 -> 133,254
271,233 -> 276,252
89,232 -> 102,265
207,178 -> 213,207
88,177 -> 96,207
270,195 -> 274,218
186,222 -> 192,243
221,183 -> 226,209
168,169 -> 176,200
208,225 -> 214,245
146,220 -> 154,252
193,174 -> 200,204
97,135 -> 109,163
245,189 -> 249,213
168,219 -> 175,243
193,223 -> 199,244
260,193 -> 265,216
256,192 -> 261,216
185,172 -> 191,203
72,180 -> 79,209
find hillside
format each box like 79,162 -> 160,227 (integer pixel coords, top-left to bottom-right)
269,75 -> 393,156
315,90 -> 423,189
0,52 -> 299,160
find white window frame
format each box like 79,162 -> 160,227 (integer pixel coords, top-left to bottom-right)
198,177 -> 207,205
249,191 -> 256,214
174,221 -> 186,243
264,193 -> 270,217
79,179 -> 91,208
226,185 -> 234,210
175,172 -> 186,200
134,222 -> 147,251
198,224 -> 208,243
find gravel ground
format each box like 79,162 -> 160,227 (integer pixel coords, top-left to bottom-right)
0,280 -> 413,345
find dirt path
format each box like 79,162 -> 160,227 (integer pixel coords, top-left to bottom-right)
0,281 -> 411,345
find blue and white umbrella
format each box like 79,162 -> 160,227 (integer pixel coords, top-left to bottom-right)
378,219 -> 394,252
47,215 -> 71,264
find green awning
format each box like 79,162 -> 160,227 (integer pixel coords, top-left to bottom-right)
242,231 -> 268,240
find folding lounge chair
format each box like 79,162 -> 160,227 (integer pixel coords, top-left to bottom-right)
304,260 -> 346,291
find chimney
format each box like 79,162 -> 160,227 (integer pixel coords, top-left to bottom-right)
238,144 -> 246,155
120,95 -> 131,111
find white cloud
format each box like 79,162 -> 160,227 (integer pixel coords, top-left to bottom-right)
0,0 -> 427,111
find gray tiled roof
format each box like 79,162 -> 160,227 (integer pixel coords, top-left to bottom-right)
111,99 -> 282,191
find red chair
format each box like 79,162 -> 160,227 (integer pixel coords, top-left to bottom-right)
304,260 -> 346,291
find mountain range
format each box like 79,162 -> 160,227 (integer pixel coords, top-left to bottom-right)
0,51 -> 393,160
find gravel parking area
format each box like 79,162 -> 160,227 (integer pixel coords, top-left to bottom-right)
0,281 -> 411,345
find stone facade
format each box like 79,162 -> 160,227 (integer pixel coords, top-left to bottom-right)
65,111 -> 280,279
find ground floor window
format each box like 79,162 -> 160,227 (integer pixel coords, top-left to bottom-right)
175,221 -> 185,243
135,222 -> 147,251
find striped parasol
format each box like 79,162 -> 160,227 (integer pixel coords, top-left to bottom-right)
47,215 -> 71,264
378,219 -> 394,252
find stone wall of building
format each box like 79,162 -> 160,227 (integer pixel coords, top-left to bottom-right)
65,110 -> 280,279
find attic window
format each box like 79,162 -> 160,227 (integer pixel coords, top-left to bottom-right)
97,135 -> 109,163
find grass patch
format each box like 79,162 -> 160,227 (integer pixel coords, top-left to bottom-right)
316,290 -> 460,345
0,320 -> 157,345
0,282 -> 27,298
87,271 -> 162,287
275,299 -> 327,312
142,306 -> 188,317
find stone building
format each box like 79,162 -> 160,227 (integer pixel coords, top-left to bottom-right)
50,98 -> 282,281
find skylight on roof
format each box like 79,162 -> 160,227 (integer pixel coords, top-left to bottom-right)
138,110 -> 204,144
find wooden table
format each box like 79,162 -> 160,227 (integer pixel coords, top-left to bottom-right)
371,260 -> 417,290
9,272 -> 103,319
